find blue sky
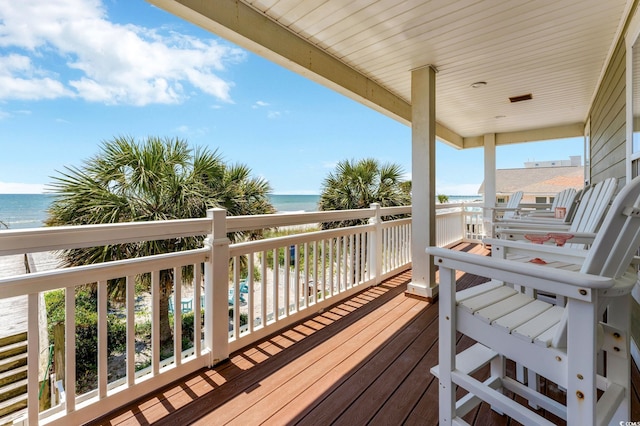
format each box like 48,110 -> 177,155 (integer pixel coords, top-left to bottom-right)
0,0 -> 583,195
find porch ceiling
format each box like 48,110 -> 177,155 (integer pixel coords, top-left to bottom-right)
148,0 -> 631,148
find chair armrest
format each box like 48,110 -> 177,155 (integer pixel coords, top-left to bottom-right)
427,246 -> 612,300
483,237 -> 589,255
523,210 -> 553,217
495,217 -> 568,227
484,207 -> 521,214
492,230 -> 596,245
484,237 -> 589,264
495,224 -> 572,236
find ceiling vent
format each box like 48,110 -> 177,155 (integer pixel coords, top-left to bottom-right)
509,93 -> 533,103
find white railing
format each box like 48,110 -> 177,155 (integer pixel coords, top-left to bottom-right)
436,202 -> 485,245
459,202 -> 485,242
224,205 -> 412,353
0,219 -> 214,426
0,204 -> 414,425
0,201 -> 482,425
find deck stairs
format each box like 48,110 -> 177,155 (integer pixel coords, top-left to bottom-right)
0,332 -> 28,425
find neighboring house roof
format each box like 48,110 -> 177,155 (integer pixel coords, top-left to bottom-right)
477,166 -> 584,195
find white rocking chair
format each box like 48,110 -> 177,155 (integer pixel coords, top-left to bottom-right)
428,175 -> 640,425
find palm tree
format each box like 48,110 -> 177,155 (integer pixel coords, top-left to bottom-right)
318,158 -> 411,228
46,136 -> 275,346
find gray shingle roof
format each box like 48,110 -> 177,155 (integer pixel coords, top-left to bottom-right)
477,166 -> 584,195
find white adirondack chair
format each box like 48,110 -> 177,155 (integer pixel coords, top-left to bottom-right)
519,187 -> 577,219
496,178 -> 616,230
428,175 -> 640,425
495,178 -> 617,249
484,191 -> 524,237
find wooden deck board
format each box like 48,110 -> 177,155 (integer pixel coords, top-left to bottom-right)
87,243 -> 640,426
290,299 -> 438,425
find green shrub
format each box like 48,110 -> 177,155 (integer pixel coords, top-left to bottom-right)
228,308 -> 248,327
45,287 -> 127,393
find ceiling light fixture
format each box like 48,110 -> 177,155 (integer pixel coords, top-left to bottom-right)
470,81 -> 487,88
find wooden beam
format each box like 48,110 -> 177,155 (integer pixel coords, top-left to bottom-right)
460,123 -> 584,148
147,0 -> 412,125
494,123 -> 584,145
436,122 -> 464,149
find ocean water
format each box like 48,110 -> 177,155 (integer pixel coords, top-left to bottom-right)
447,195 -> 483,203
0,193 -> 480,230
269,194 -> 320,213
0,194 -> 54,230
0,194 -> 321,230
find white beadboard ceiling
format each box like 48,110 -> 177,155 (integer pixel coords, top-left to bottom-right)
152,0 -> 631,146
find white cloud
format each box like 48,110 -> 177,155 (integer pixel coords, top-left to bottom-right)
0,0 -> 245,105
0,55 -> 72,99
252,100 -> 283,118
175,124 -> 208,137
0,181 -> 46,194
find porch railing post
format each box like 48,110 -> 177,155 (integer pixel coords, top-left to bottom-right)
368,203 -> 382,284
461,202 -> 466,242
204,208 -> 230,365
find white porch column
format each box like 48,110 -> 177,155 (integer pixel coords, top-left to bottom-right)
483,134 -> 496,237
407,65 -> 437,300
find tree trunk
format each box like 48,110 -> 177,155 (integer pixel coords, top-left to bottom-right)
159,273 -> 174,346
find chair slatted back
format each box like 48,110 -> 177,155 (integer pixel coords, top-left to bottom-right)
564,187 -> 584,223
559,179 -> 616,249
502,191 -> 523,219
547,177 -> 640,348
582,176 -> 640,278
550,188 -> 577,211
569,177 -> 616,234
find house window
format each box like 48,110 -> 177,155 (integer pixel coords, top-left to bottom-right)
497,197 -> 506,203
535,197 -> 547,204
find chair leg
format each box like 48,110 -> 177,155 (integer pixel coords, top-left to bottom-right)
515,363 -> 525,383
567,300 -> 597,424
490,355 -> 505,415
438,266 -> 458,425
526,368 -> 539,410
604,296 -> 631,424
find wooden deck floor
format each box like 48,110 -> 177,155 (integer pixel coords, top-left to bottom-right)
88,243 -> 640,425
